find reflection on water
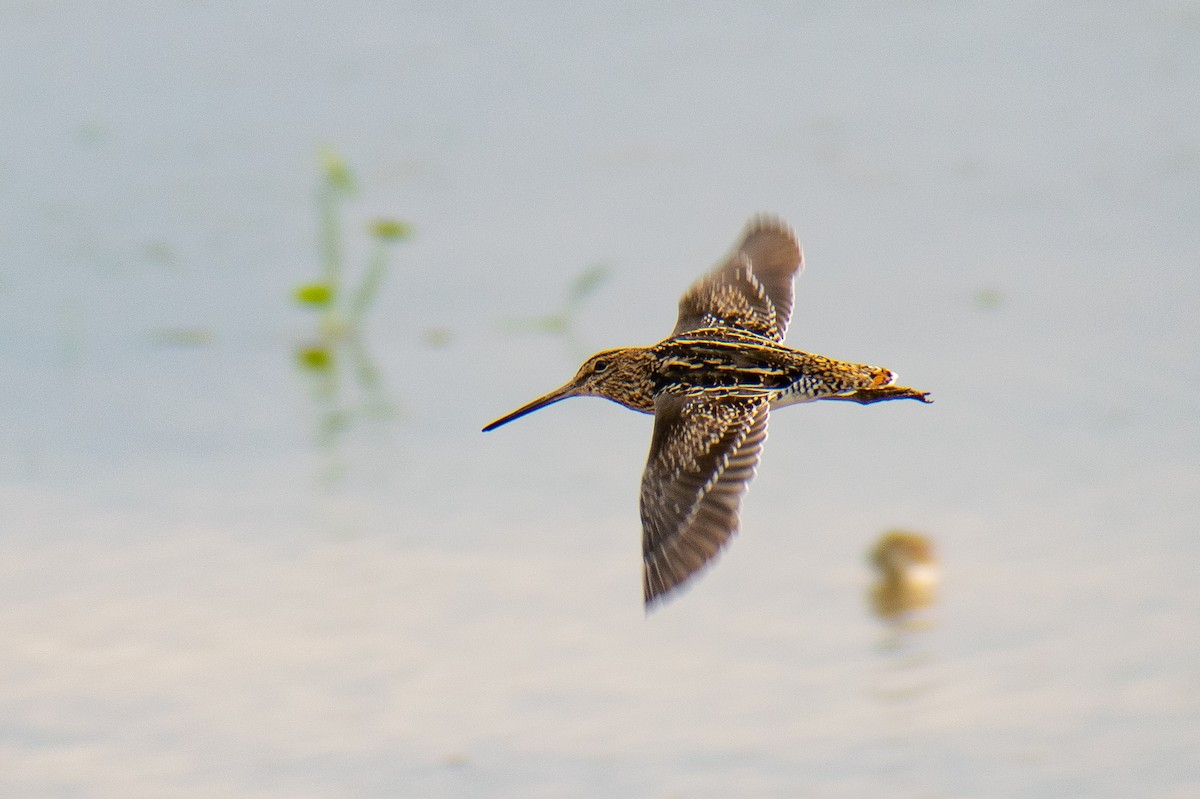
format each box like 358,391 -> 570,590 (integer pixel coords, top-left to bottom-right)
867,530 -> 943,795
869,630 -> 944,795
293,150 -> 410,481
867,530 -> 941,716
300,332 -> 392,447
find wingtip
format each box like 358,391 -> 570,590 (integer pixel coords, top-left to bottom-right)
642,565 -> 670,611
641,556 -> 707,611
642,580 -> 681,612
739,213 -> 803,274
744,212 -> 790,230
743,212 -> 798,242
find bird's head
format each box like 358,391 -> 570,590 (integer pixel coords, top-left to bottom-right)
482,347 -> 651,432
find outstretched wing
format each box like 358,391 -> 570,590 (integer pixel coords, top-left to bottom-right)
672,215 -> 802,341
640,394 -> 770,606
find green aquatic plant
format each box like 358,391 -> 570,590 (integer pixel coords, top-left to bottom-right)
294,146 -> 412,368
294,147 -> 411,457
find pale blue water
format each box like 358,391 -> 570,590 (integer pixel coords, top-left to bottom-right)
1,3 -> 1198,797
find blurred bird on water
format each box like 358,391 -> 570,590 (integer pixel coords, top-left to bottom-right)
869,530 -> 940,621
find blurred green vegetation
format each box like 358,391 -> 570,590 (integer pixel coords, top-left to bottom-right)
295,147 -> 411,448
498,262 -> 610,345
974,287 -> 1004,310
294,146 -> 412,344
294,147 -> 611,450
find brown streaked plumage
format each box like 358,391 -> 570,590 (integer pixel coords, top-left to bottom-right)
483,216 -> 931,607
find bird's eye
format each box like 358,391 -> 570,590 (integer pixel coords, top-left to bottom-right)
593,359 -> 609,372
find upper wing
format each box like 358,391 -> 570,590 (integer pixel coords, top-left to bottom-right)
672,215 -> 803,341
640,394 -> 770,607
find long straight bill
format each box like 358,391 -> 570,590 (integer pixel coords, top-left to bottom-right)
482,384 -> 578,432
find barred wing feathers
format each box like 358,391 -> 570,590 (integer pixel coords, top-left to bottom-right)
640,395 -> 770,606
672,215 -> 802,341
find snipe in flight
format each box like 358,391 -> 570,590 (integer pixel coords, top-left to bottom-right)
483,216 -> 931,608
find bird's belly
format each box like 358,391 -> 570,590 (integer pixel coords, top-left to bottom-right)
765,375 -> 836,408
768,389 -> 820,409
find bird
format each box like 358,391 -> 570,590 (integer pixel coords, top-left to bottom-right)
868,530 -> 940,620
483,216 -> 931,608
